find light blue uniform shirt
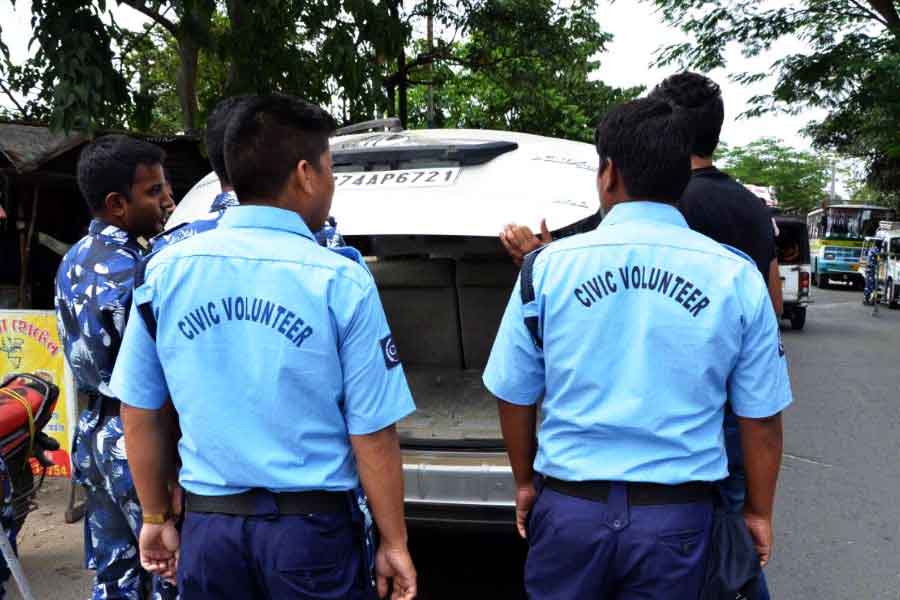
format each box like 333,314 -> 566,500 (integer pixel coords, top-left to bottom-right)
483,201 -> 792,484
110,205 -> 416,496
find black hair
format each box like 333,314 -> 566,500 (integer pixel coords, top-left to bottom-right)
205,95 -> 250,185
76,135 -> 166,213
224,94 -> 336,202
594,97 -> 693,204
649,72 -> 724,158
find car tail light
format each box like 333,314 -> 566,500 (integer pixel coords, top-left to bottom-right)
824,253 -> 835,260
800,272 -> 810,296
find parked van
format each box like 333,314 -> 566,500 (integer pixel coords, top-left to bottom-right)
775,216 -> 811,330
168,125 -> 601,526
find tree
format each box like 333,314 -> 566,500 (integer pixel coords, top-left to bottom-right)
718,138 -> 830,214
1,1 -> 130,131
2,0 -> 638,140
404,0 -> 642,141
647,0 -> 900,202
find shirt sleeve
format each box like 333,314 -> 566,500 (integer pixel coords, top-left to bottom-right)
728,283 -> 793,419
482,277 -> 545,405
339,280 -> 416,435
109,298 -> 169,410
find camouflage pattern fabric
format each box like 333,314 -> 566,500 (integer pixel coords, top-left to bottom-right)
56,221 -> 176,600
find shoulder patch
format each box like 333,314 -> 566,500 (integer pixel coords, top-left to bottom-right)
380,334 -> 401,369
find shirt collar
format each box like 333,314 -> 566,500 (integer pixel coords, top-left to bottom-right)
600,201 -> 688,229
218,205 -> 316,241
210,190 -> 240,212
88,219 -> 141,248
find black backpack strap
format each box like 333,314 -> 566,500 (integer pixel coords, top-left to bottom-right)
519,245 -> 548,349
133,256 -> 158,341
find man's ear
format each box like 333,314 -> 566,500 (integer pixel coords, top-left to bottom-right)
604,159 -> 619,194
294,160 -> 314,196
105,192 -> 128,218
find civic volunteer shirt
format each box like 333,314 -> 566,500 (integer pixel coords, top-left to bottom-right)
110,205 -> 416,496
483,201 -> 792,484
680,167 -> 776,283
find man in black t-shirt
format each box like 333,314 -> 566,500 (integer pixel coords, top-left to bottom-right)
649,72 -> 778,600
649,73 -> 781,314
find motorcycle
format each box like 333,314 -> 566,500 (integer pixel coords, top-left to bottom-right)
0,373 -> 60,532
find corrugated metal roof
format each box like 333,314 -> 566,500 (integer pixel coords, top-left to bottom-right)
0,122 -> 88,174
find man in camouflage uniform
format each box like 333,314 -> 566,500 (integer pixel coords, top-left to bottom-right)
863,240 -> 882,305
55,135 -> 177,600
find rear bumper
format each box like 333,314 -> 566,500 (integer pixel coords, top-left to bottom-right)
402,448 -> 516,527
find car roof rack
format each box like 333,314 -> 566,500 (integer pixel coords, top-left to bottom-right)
335,118 -> 404,137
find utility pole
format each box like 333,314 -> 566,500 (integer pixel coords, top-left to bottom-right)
426,0 -> 435,128
830,157 -> 837,204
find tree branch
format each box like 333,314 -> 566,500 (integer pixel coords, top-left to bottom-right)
844,0 -> 890,26
863,0 -> 900,28
119,0 -> 178,36
0,78 -> 27,117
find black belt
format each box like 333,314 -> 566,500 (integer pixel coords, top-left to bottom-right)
545,477 -> 713,506
185,489 -> 347,516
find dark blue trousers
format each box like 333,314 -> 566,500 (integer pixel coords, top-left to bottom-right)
178,509 -> 369,599
525,483 -> 713,600
722,409 -> 770,600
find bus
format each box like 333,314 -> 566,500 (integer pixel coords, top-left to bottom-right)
807,204 -> 896,288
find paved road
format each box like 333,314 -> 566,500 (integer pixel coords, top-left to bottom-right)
8,287 -> 900,599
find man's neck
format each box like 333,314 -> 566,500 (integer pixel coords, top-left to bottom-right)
691,156 -> 714,171
94,213 -> 130,233
220,183 -> 235,193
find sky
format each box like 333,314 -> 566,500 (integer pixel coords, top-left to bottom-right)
595,1 -> 826,152
0,1 -> 827,154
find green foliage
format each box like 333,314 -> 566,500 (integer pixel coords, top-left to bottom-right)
718,137 -> 830,214
405,0 -> 642,141
1,0 -> 638,140
4,1 -> 130,131
647,0 -> 900,207
122,14 -> 227,133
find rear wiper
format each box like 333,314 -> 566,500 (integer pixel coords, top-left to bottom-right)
332,141 -> 518,169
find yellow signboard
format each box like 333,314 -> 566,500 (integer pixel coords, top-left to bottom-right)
0,310 -> 77,477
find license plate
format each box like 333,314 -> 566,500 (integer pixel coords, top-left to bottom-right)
334,168 -> 460,190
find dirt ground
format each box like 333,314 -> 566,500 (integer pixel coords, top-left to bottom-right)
6,478 -> 92,600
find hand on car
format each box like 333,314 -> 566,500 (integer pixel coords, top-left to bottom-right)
500,219 -> 553,266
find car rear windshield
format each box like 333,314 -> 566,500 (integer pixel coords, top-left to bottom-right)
776,220 -> 811,265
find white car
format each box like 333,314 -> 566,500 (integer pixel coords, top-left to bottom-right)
170,125 -> 601,526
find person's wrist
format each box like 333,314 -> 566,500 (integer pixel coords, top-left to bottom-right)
515,473 -> 536,490
379,534 -> 409,552
142,509 -> 174,525
743,505 -> 773,521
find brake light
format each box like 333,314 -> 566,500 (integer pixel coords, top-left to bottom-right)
824,253 -> 835,260
800,272 -> 810,296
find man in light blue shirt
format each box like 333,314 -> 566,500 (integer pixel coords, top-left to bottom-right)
111,95 -> 417,599
484,97 -> 791,599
